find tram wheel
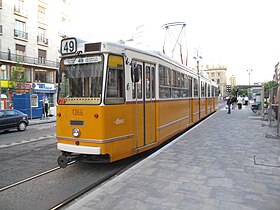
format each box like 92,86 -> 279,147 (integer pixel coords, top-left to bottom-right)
58,155 -> 68,168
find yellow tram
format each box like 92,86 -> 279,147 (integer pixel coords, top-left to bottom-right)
56,37 -> 218,168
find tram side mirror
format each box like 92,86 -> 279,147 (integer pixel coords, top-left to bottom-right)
131,63 -> 139,83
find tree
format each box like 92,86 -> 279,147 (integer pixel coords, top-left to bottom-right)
9,62 -> 27,91
263,81 -> 278,90
263,81 -> 278,97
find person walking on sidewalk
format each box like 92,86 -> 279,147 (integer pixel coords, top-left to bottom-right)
44,99 -> 49,117
227,96 -> 232,114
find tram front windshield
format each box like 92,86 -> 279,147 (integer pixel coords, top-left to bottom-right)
58,55 -> 104,104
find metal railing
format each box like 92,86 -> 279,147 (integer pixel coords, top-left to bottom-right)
265,86 -> 280,137
14,29 -> 28,40
0,51 -> 59,68
37,36 -> 48,45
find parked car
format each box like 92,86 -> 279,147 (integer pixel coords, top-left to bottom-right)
0,109 -> 29,132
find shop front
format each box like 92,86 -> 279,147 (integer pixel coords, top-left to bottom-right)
33,82 -> 56,116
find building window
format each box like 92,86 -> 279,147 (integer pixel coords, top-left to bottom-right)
15,44 -> 25,62
34,69 -> 46,82
15,20 -> 28,39
11,66 -> 31,82
38,49 -> 46,64
37,28 -> 48,45
38,6 -> 47,23
34,69 -> 54,83
0,65 -> 7,80
14,0 -> 27,16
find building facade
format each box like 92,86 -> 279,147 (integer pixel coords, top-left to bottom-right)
0,0 -> 69,109
202,65 -> 228,97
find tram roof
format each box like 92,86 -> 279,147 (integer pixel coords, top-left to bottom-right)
79,41 -> 196,72
75,40 -> 211,81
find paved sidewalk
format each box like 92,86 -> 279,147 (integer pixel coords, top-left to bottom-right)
28,115 -> 56,125
65,106 -> 280,210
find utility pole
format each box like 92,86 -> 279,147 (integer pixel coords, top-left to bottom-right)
193,49 -> 202,75
246,69 -> 253,85
193,49 -> 202,98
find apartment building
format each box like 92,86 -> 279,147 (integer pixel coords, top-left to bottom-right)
0,0 -> 69,109
202,64 -> 228,97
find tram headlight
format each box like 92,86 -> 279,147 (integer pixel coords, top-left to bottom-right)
72,128 -> 80,138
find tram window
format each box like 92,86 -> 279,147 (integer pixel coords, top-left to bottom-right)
188,76 -> 193,97
105,55 -> 125,104
132,64 -> 142,99
159,65 -> 171,98
201,82 -> 205,97
193,79 -> 198,97
172,70 -> 180,98
151,67 -> 155,98
181,73 -> 189,98
146,66 -> 151,99
61,60 -> 103,98
208,84 -> 211,97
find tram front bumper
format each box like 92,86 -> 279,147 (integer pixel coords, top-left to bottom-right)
57,143 -> 101,155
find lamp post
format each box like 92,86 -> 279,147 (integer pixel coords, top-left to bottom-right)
246,69 -> 253,85
193,49 -> 202,75
193,49 -> 202,99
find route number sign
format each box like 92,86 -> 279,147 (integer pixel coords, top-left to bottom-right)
61,38 -> 77,55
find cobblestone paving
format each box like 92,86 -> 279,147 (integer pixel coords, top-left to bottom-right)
66,107 -> 280,210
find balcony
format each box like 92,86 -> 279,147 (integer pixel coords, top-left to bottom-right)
14,29 -> 28,40
0,51 -> 58,68
37,36 -> 48,45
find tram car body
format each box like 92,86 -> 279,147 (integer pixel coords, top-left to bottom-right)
56,38 -> 218,168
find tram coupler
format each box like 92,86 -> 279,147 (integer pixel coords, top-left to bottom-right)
57,153 -> 82,168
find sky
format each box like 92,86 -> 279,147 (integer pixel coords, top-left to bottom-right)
68,0 -> 280,85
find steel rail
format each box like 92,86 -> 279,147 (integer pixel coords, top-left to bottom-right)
0,161 -> 76,192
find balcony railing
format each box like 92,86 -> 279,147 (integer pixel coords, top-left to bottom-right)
37,36 -> 48,45
0,51 -> 59,68
14,29 -> 28,40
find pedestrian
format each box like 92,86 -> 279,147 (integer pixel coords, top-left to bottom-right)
231,96 -> 237,109
227,96 -> 232,114
244,95 -> 249,105
237,96 -> 243,109
41,100 -> 45,119
44,100 -> 49,117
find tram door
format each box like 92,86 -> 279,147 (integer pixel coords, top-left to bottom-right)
133,62 -> 156,150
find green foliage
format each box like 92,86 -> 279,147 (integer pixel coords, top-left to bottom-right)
9,62 -> 27,90
263,81 -> 278,90
237,89 -> 248,96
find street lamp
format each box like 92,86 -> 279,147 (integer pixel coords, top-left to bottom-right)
193,49 -> 202,75
246,69 -> 253,85
193,49 -> 202,99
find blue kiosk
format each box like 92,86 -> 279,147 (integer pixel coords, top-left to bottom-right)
13,93 -> 43,119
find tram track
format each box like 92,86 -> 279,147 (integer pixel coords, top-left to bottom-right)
50,163 -> 129,210
0,153 -> 147,210
0,161 -> 76,193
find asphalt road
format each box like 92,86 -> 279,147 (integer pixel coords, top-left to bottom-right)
0,122 -> 144,210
